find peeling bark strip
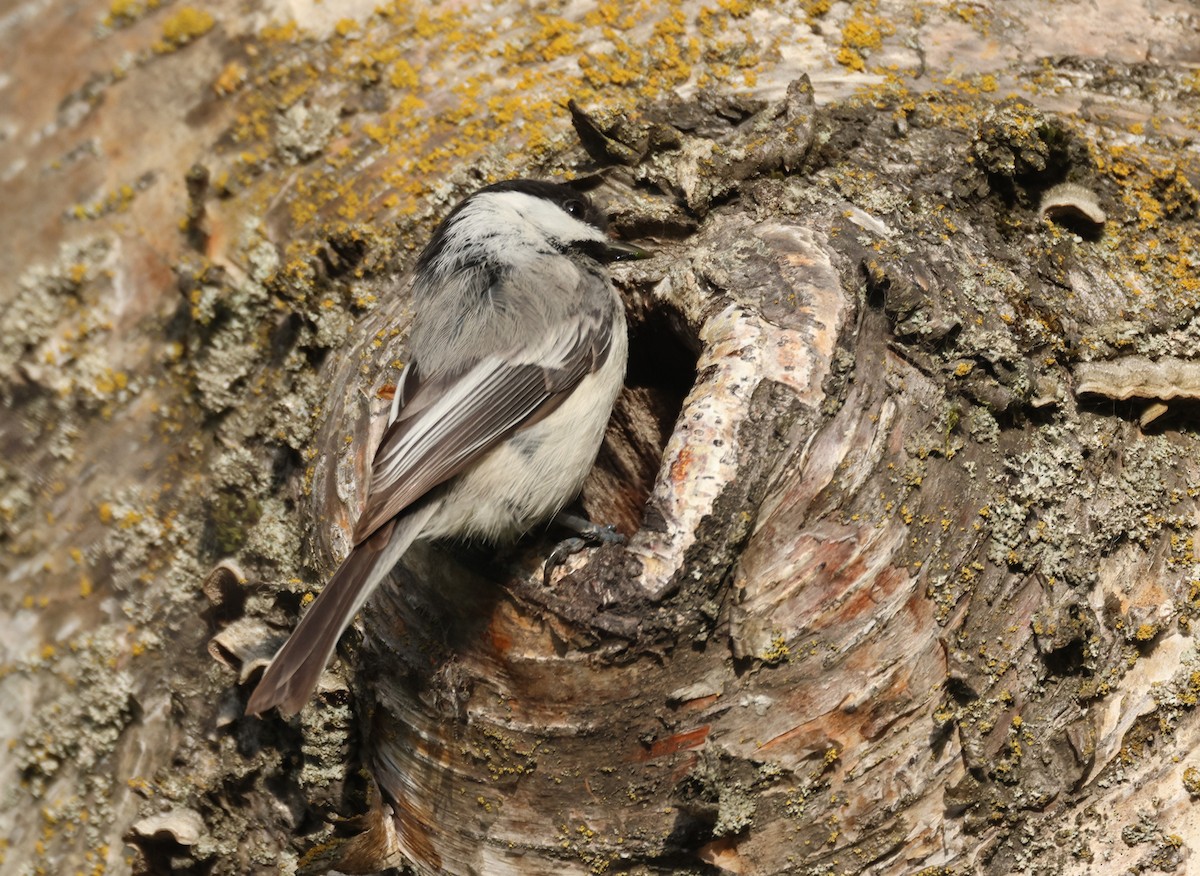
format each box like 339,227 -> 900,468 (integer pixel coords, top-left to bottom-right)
629,220 -> 845,600
1074,356 -> 1200,401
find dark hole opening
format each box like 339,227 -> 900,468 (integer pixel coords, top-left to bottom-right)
581,297 -> 699,537
1041,638 -> 1087,676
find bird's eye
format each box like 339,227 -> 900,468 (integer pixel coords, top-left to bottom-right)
564,199 -> 586,218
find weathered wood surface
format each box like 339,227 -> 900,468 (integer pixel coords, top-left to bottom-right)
2,1 -> 1199,874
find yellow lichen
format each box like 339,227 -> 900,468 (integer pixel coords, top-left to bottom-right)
155,7 -> 215,52
717,0 -> 754,16
213,61 -> 246,96
104,0 -> 160,28
761,634 -> 791,664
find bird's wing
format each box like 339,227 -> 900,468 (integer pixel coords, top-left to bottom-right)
247,306 -> 614,718
352,306 -> 614,543
386,356 -> 421,426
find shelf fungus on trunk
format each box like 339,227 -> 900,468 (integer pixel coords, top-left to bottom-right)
1038,182 -> 1106,230
1073,355 -> 1200,427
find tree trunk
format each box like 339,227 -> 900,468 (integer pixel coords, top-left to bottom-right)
2,2 -> 1199,875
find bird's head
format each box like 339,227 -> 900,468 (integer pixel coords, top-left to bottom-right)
416,179 -> 650,279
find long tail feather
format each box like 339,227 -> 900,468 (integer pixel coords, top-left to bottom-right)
246,506 -> 435,717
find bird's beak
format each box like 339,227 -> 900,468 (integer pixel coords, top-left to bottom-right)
604,240 -> 653,262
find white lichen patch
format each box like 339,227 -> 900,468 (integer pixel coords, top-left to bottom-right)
0,238 -> 112,396
275,102 -> 339,165
12,634 -> 136,797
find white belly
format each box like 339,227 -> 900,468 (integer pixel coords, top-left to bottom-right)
422,322 -> 627,543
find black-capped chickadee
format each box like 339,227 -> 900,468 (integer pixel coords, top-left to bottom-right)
246,180 -> 648,717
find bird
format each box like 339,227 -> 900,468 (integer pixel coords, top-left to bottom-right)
245,179 -> 648,717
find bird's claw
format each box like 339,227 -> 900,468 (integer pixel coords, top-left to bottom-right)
542,524 -> 626,586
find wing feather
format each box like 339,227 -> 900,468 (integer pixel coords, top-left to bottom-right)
352,306 -> 612,543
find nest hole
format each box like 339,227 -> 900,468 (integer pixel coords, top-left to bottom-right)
582,297 -> 699,536
1040,637 -> 1088,677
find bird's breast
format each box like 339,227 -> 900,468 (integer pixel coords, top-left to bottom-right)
422,317 -> 627,544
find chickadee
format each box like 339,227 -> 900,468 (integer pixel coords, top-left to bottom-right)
246,179 -> 647,717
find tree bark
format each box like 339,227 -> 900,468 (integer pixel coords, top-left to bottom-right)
2,2 -> 1199,875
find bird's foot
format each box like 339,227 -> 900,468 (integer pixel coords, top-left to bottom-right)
543,513 -> 626,586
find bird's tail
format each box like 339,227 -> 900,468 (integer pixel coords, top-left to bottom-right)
245,506 -> 434,717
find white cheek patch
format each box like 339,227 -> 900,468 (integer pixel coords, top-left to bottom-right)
468,191 -> 610,250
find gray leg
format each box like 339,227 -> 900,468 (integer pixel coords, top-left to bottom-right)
543,512 -> 626,585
